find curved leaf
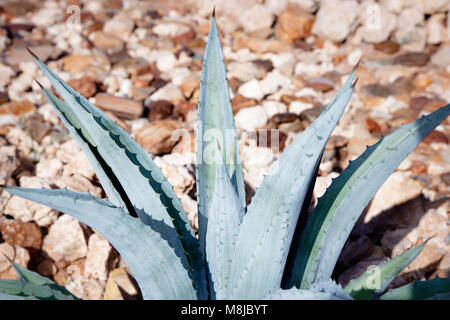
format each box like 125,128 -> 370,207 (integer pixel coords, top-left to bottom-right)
344,243 -> 425,299
291,104 -> 450,289
2,186 -> 197,300
380,277 -> 450,300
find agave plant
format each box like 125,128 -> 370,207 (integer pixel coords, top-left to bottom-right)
0,12 -> 449,301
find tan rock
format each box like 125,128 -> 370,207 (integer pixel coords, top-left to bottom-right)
42,215 -> 88,263
63,152 -> 95,180
61,53 -> 110,76
35,157 -> 63,179
90,31 -> 124,52
104,268 -> 139,300
93,93 -> 143,119
0,145 -> 21,185
4,177 -> 58,227
275,6 -> 314,43
135,119 -> 181,155
54,175 -> 103,197
0,219 -> 42,250
84,233 -> 113,283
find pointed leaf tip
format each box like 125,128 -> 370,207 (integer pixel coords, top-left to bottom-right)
34,78 -> 44,89
212,5 -> 216,17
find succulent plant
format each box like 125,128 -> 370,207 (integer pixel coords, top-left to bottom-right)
1,12 -> 449,301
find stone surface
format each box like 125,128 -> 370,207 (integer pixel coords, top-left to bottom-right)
312,0 -> 359,42
94,93 -> 143,118
84,233 -> 113,283
4,177 -> 58,227
42,215 -> 88,263
0,146 -> 21,185
235,106 -> 268,131
135,119 -> 181,155
275,6 -> 315,43
0,243 -> 30,279
104,268 -> 139,300
0,219 -> 42,250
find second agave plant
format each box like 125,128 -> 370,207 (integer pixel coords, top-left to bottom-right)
0,11 -> 449,300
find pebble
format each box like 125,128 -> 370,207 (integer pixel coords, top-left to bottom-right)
93,93 -> 143,119
275,6 -> 315,43
42,214 -> 88,263
238,79 -> 264,101
235,106 -> 268,131
0,219 -> 42,250
104,268 -> 139,300
135,119 -> 181,155
84,233 -> 113,283
146,100 -> 173,121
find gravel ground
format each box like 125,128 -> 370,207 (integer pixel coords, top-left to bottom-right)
0,0 -> 449,299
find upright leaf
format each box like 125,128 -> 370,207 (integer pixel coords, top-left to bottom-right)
2,186 -> 197,300
290,104 -> 450,289
344,244 -> 425,299
206,153 -> 244,299
229,68 -> 357,299
196,12 -> 245,257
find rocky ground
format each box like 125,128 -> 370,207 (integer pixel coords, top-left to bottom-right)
0,0 -> 449,300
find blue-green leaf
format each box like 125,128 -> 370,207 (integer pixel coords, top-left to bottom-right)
344,243 -> 425,299
229,68 -> 357,299
206,154 -> 244,299
380,277 -> 450,300
196,14 -> 245,259
291,104 -> 450,289
2,186 -> 197,300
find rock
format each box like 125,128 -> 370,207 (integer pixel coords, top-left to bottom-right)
364,171 -> 423,223
0,146 -> 21,185
0,219 -> 42,250
0,243 -> 30,280
93,93 -> 143,118
173,101 -> 196,120
359,2 -> 397,43
152,22 -> 192,38
426,14 -> 447,45
172,130 -> 195,154
104,268 -> 139,300
238,79 -> 264,101
430,44 -> 450,68
24,113 -> 51,143
61,54 -> 110,76
299,105 -> 326,123
135,120 -> 181,155
436,252 -> 450,278
62,152 -> 95,180
0,100 -> 36,115
84,233 -> 113,283
312,0 -> 359,42
90,31 -> 124,52
275,6 -> 315,42
262,100 -> 287,118
4,177 -> 58,227
36,157 -> 63,179
271,113 -> 299,125
392,7 -> 426,51
423,130 -> 449,145
42,215 -> 88,263
305,78 -> 335,92
394,52 -> 430,66
36,259 -> 57,278
239,5 -> 274,34
149,83 -> 185,104
146,100 -> 173,121
103,18 -> 135,41
337,253 -> 388,287
0,64 -> 15,90
178,73 -> 200,99
231,95 -> 259,114
416,0 -> 449,14
156,51 -> 177,73
54,175 -> 103,197
154,154 -> 195,196
228,61 -> 266,82
373,41 -> 400,54
66,77 -> 97,98
364,117 -> 383,134
235,106 -> 268,131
